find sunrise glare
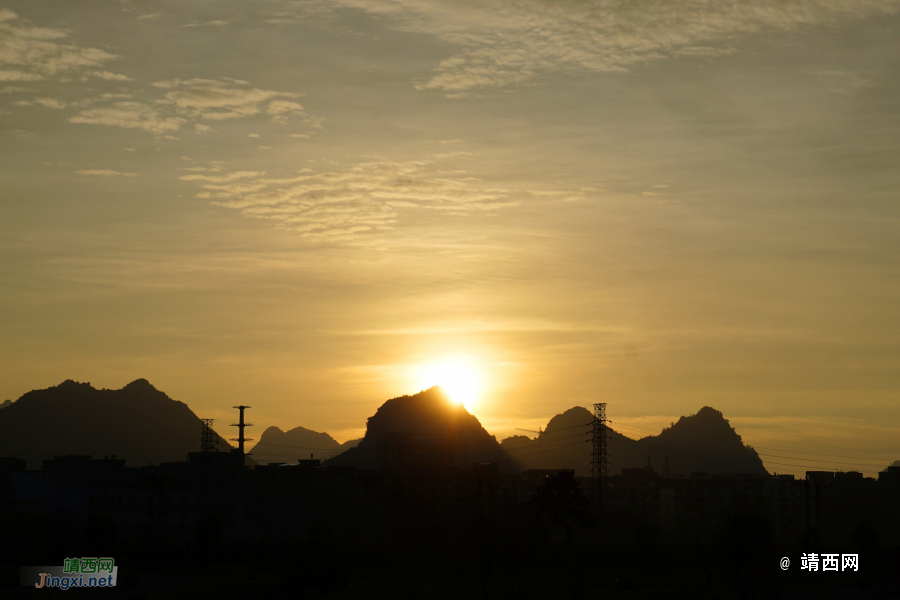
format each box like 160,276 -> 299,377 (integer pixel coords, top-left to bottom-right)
415,360 -> 483,410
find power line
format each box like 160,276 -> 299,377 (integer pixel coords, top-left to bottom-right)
606,415 -> 897,461
605,401 -> 900,456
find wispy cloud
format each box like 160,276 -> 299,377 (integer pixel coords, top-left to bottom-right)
180,171 -> 262,183
267,100 -> 314,125
812,69 -> 873,95
70,102 -> 185,134
155,78 -> 291,120
318,0 -> 900,92
75,169 -> 137,177
181,156 -> 524,240
69,78 -> 318,135
86,70 -> 131,81
33,97 -> 65,109
0,70 -> 42,81
0,9 -> 118,79
183,20 -> 231,28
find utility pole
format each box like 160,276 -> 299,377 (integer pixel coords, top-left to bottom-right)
229,406 -> 253,545
230,406 -> 253,456
591,403 -> 608,519
200,418 -> 218,453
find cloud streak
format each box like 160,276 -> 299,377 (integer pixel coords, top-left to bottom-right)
0,9 -> 118,79
70,101 -> 186,134
320,0 -> 900,92
75,169 -> 137,177
181,157 -> 524,240
70,78 -> 320,135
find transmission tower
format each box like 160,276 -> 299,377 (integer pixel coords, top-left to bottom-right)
230,405 -> 253,456
591,403 -> 608,517
200,418 -> 218,453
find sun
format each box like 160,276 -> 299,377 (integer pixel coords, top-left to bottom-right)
416,359 -> 482,410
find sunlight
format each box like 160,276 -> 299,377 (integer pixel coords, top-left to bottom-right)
416,359 -> 482,410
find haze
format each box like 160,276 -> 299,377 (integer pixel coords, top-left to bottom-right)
2,1 -> 899,476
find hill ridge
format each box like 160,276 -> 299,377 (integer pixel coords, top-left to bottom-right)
500,405 -> 768,477
0,379 -> 232,467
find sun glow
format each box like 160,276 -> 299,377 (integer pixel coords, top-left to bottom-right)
416,359 -> 482,410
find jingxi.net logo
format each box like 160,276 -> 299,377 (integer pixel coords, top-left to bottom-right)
21,557 -> 118,589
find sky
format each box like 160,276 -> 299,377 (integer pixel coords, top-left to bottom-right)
2,0 -> 899,476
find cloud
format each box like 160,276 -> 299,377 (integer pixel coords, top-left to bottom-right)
55,68 -> 318,136
180,156 -> 529,241
183,20 -> 231,28
154,78 -> 312,123
33,97 -> 65,109
70,78 -> 321,135
0,85 -> 27,93
674,46 -> 738,58
69,101 -> 186,134
812,69 -> 873,95
267,99 -> 308,124
0,70 -> 42,81
75,169 -> 137,177
180,171 -> 262,183
320,0 -> 900,92
87,70 -> 132,81
0,9 -> 117,79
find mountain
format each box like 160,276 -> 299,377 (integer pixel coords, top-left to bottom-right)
643,406 -> 768,476
499,406 -> 642,477
248,425 -> 361,465
500,406 -> 768,477
325,386 -> 519,472
340,438 -> 363,451
0,400 -> 11,409
0,379 -> 233,468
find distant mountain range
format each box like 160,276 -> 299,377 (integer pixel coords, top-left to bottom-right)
0,379 -> 232,468
500,406 -> 768,477
248,425 -> 361,464
1,379 -> 769,476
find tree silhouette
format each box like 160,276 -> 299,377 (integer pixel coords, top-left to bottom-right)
533,470 -> 594,545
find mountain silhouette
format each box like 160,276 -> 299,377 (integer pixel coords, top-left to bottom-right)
501,406 -> 768,476
499,406 -> 642,476
0,379 -> 232,467
0,400 -> 11,409
325,386 -> 519,472
249,425 -> 361,464
643,406 -> 768,476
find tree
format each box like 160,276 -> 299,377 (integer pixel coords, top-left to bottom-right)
533,470 -> 594,545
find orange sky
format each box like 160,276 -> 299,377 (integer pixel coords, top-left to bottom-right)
1,1 -> 899,477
